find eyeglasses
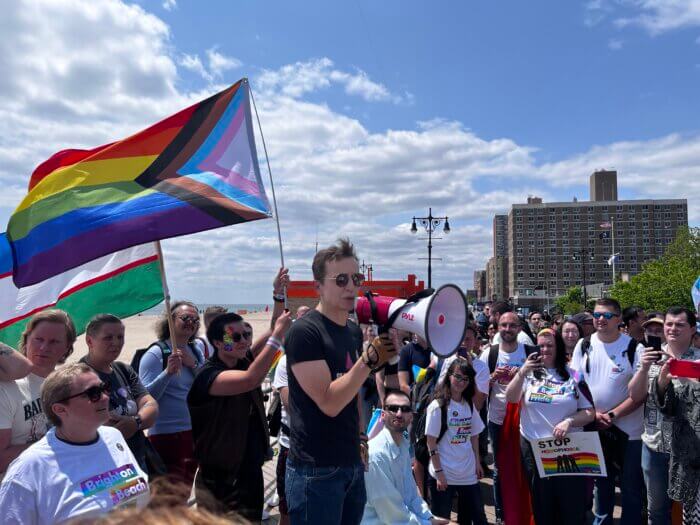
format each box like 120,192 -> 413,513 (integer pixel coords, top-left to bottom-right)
59,382 -> 111,403
230,331 -> 253,343
451,373 -> 470,382
178,316 -> 200,324
592,312 -> 618,320
323,273 -> 365,287
384,404 -> 412,414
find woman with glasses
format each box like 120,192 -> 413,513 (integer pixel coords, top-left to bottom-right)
138,300 -> 205,486
0,309 -> 76,473
80,314 -> 158,473
0,363 -> 149,523
558,319 -> 583,361
505,329 -> 595,525
426,358 -> 487,525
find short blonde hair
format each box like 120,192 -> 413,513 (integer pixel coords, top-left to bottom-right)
41,363 -> 92,428
19,309 -> 77,363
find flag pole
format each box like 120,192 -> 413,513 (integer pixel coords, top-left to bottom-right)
154,241 -> 179,362
248,79 -> 287,305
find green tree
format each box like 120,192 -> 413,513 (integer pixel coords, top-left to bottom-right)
609,227 -> 700,311
555,286 -> 585,315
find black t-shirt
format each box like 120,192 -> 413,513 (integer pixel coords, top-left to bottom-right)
187,354 -> 267,471
397,342 -> 431,385
79,359 -> 148,471
285,309 -> 363,467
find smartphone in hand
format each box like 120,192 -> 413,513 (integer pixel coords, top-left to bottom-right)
647,335 -> 663,362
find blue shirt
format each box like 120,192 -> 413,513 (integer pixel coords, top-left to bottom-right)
138,339 -> 204,435
362,427 -> 433,525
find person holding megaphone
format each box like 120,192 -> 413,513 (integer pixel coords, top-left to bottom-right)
284,238 -> 398,525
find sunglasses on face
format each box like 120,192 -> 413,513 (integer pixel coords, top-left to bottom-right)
60,382 -> 111,403
384,404 -> 412,414
230,331 -> 253,343
592,312 -> 618,320
178,316 -> 200,324
323,273 -> 365,287
451,373 -> 470,383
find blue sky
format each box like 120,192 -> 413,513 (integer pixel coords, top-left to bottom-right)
0,0 -> 698,302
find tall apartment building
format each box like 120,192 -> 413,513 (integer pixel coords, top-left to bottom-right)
506,171 -> 688,305
473,270 -> 487,302
493,215 -> 508,257
486,256 -> 508,301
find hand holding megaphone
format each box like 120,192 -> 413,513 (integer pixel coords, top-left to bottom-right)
361,333 -> 398,372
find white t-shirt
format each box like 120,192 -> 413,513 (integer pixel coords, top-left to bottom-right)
570,332 -> 645,439
437,354 -> 490,397
0,373 -> 48,447
519,368 -> 592,440
493,331 -> 534,346
0,426 -> 149,525
479,344 -> 528,425
272,355 -> 290,449
425,398 -> 484,486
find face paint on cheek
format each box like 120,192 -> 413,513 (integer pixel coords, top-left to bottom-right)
223,328 -> 235,352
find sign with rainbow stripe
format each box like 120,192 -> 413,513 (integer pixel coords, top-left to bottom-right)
529,432 -> 607,478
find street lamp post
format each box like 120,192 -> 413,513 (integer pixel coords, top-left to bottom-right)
572,249 -> 595,306
411,207 -> 450,289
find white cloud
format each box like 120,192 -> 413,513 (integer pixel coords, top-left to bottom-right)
586,0 -> 700,35
206,48 -> 242,77
162,0 -> 176,11
257,57 -> 407,103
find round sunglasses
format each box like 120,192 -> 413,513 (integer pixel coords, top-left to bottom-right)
323,273 -> 365,287
59,381 -> 111,403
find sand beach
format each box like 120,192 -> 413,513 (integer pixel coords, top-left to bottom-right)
68,310 -> 274,365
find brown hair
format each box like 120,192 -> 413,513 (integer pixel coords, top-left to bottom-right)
155,301 -> 198,342
203,306 -> 228,328
312,237 -> 358,281
595,297 -> 621,316
85,313 -> 123,337
19,309 -> 76,363
41,363 -> 93,428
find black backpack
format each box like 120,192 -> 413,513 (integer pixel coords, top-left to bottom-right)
130,338 -> 205,374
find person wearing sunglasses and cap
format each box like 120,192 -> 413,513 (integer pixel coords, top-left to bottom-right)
0,363 -> 149,524
284,239 -> 397,525
188,268 -> 291,522
570,298 -> 646,525
362,389 -> 449,525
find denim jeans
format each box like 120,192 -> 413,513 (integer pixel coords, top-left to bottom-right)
641,444 -> 671,525
427,476 -> 487,525
285,460 -> 366,525
488,421 -> 503,520
593,438 -> 644,525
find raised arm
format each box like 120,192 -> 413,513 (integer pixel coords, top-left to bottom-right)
0,344 -> 31,382
209,312 -> 293,396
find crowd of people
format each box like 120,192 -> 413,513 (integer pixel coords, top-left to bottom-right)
0,237 -> 698,525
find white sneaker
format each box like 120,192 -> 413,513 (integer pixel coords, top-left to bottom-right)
266,493 -> 280,507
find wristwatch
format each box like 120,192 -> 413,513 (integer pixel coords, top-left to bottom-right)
134,414 -> 143,431
273,293 -> 285,303
607,411 -> 615,420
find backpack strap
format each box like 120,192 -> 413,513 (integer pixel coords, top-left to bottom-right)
626,338 -> 638,367
488,344 -> 499,374
154,340 -> 171,371
580,338 -> 591,374
437,401 -> 449,443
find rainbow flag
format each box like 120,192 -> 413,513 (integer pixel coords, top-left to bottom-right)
7,79 -> 271,287
541,452 -> 602,475
0,234 -> 163,347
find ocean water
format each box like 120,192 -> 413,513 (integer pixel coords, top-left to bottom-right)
141,303 -> 271,316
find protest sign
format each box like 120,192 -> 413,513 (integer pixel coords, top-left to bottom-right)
529,431 -> 606,478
